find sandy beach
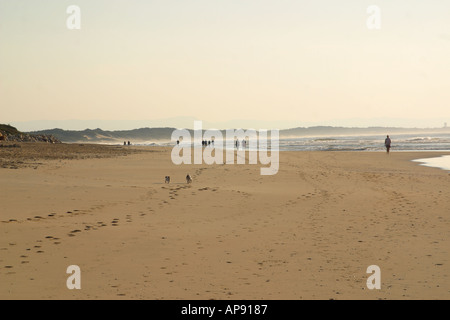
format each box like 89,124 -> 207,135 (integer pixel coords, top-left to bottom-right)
1,143 -> 449,300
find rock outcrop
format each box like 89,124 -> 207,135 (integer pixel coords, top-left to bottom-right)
0,124 -> 61,144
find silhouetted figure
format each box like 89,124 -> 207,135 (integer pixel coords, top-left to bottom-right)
385,135 -> 391,154
124,141 -> 126,146
128,141 -> 131,146
177,140 -> 180,145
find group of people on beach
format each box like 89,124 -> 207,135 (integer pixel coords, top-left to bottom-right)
123,141 -> 131,146
235,139 -> 247,149
202,139 -> 214,147
176,136 -> 392,152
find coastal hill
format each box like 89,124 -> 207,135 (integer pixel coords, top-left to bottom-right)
27,127 -> 175,143
0,124 -> 21,136
24,126 -> 450,143
280,126 -> 450,137
0,124 -> 60,143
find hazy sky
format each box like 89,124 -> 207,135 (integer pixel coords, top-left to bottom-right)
1,0 -> 450,130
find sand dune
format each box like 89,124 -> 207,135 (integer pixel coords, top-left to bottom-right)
1,145 -> 450,299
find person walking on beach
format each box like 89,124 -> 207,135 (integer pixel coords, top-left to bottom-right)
385,135 -> 391,154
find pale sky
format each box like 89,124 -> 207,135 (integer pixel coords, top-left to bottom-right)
1,0 -> 450,130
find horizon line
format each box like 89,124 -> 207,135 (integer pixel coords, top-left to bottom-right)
23,124 -> 450,132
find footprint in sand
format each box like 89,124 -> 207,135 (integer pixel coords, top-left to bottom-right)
68,230 -> 81,237
96,221 -> 107,227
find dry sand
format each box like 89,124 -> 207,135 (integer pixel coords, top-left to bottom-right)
1,143 -> 450,300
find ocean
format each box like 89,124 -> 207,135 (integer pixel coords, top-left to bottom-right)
137,132 -> 450,152
276,133 -> 450,152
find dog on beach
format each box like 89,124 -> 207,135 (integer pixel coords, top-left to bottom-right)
186,174 -> 192,184
165,176 -> 170,184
